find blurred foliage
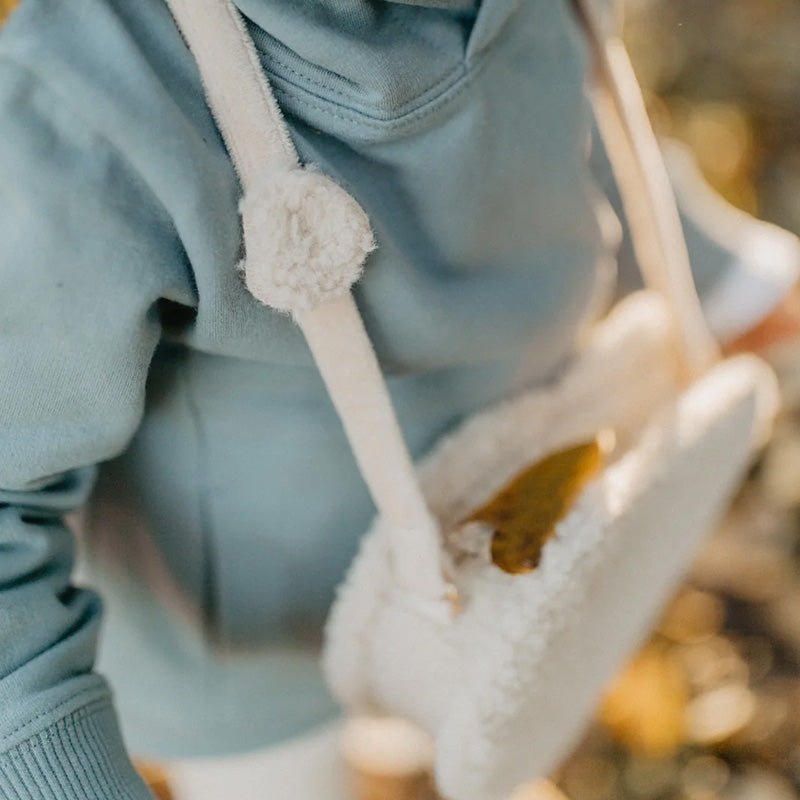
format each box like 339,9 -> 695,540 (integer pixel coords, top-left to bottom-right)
624,0 -> 800,234
548,434 -> 800,800
542,6 -> 800,800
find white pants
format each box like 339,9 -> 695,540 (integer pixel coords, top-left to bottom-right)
167,722 -> 348,800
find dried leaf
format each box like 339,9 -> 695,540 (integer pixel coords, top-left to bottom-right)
463,438 -> 604,575
600,644 -> 689,758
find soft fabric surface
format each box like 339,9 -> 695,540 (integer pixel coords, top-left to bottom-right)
325,292 -> 779,800
0,0 -> 796,796
169,721 -> 347,800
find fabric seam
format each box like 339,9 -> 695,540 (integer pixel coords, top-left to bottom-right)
180,352 -> 222,646
256,45 -> 466,117
246,3 -> 465,112
267,50 -> 490,138
250,15 -> 512,132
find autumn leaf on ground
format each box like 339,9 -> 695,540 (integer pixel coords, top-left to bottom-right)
600,643 -> 689,758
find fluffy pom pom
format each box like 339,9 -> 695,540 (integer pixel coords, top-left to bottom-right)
240,168 -> 375,313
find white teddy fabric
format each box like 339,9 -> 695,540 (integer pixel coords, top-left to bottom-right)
324,291 -> 779,800
240,170 -> 375,313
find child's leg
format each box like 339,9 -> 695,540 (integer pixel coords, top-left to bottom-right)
165,722 -> 347,800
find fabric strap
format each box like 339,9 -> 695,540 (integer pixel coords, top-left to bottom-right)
166,0 -> 446,603
571,0 -> 719,377
165,0 -> 718,606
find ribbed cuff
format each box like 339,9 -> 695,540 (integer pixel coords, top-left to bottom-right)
0,701 -> 153,800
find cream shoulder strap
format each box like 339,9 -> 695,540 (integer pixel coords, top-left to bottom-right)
165,0 -> 718,608
570,0 -> 718,377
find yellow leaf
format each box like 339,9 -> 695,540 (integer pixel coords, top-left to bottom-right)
462,438 -> 604,575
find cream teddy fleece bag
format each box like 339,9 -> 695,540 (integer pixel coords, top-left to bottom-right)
166,1 -> 779,798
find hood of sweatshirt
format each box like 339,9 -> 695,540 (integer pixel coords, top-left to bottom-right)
232,0 -> 518,119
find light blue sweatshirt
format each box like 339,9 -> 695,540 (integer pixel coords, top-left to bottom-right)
1,1 -> 798,797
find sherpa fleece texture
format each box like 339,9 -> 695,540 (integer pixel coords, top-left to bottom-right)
324,293 -> 778,800
0,0 -> 797,798
240,170 -> 375,311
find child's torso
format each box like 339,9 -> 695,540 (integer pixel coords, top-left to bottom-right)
6,0 -> 613,754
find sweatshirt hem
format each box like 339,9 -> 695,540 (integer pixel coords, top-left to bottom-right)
0,701 -> 151,800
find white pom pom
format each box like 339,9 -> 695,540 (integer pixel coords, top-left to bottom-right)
240,168 -> 375,313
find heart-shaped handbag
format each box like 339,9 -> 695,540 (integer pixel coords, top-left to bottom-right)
166,1 -> 780,798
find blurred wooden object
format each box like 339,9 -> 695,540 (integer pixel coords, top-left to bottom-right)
135,762 -> 174,800
0,0 -> 17,25
340,717 -> 439,800
510,780 -> 571,800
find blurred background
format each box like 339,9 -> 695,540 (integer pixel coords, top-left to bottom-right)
1,1 -> 799,799
548,3 -> 800,800
625,0 -> 800,236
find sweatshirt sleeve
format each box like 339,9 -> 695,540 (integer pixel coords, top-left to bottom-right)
0,57 -> 194,799
591,129 -> 800,342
